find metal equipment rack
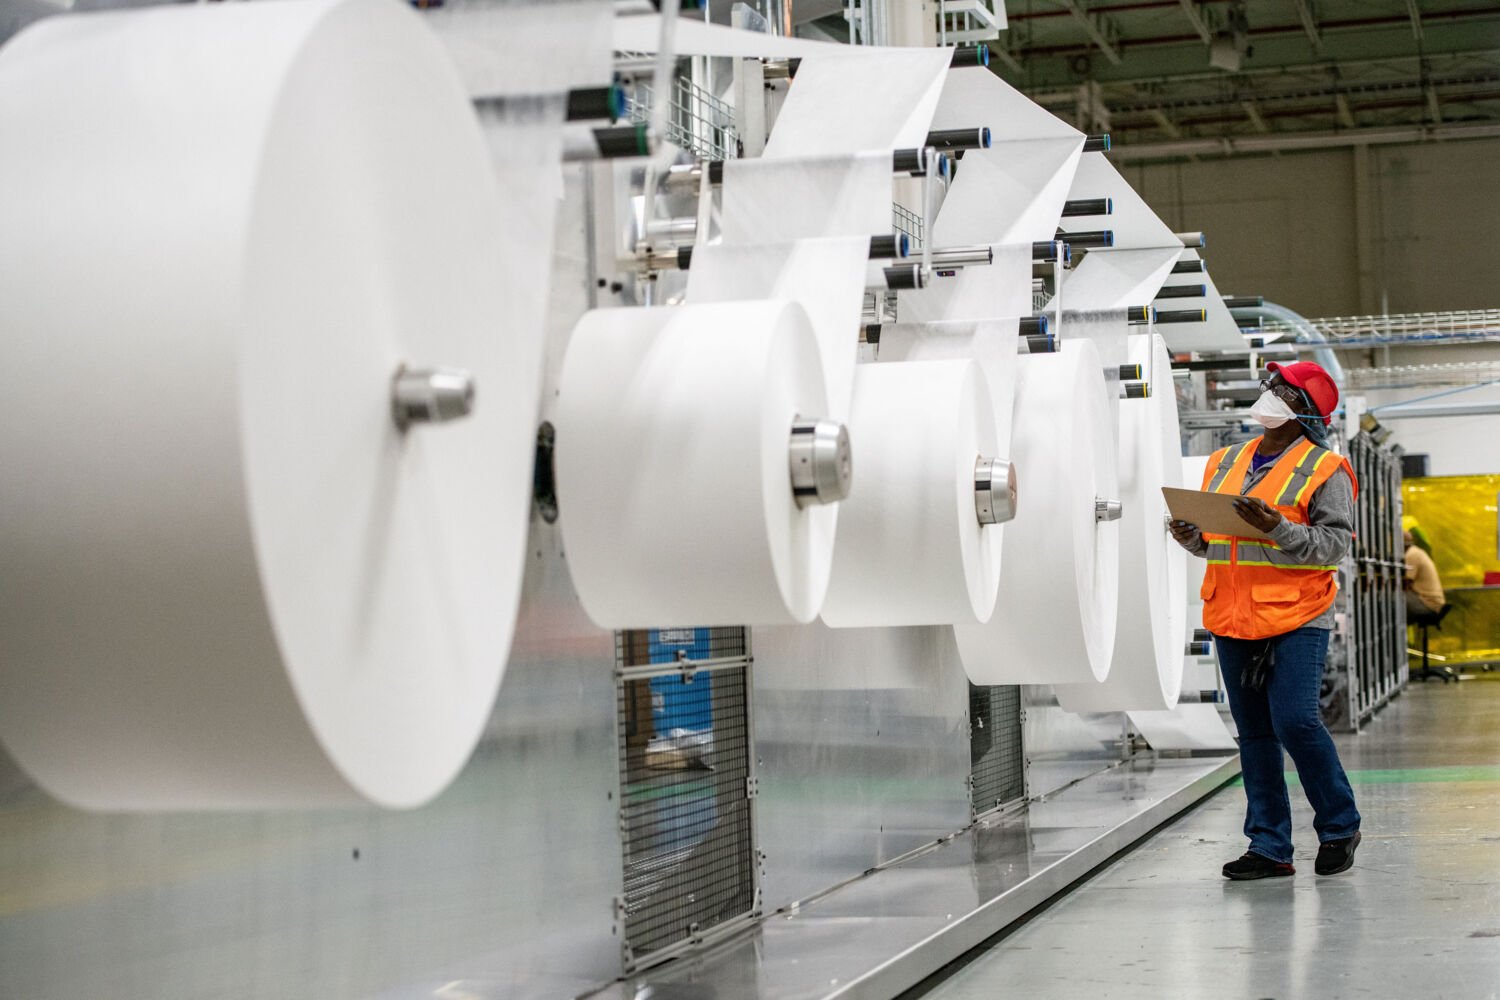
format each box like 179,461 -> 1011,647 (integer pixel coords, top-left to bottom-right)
1326,432 -> 1407,730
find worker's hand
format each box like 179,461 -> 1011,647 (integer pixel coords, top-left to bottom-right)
1233,496 -> 1284,532
1169,519 -> 1200,546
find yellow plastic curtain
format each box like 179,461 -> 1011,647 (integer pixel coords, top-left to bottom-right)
1402,475 -> 1500,663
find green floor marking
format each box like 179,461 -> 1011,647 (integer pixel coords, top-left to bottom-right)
1229,765 -> 1500,788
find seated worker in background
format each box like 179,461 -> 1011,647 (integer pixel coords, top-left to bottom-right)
1403,523 -> 1445,618
1168,361 -> 1362,881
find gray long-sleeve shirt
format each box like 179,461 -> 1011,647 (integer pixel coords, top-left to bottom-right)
1177,450 -> 1355,631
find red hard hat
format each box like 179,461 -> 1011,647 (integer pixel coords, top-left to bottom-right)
1266,361 -> 1339,426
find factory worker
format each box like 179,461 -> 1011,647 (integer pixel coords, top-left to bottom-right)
1169,361 -> 1361,880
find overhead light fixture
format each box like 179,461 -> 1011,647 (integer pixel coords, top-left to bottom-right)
1209,2 -> 1251,72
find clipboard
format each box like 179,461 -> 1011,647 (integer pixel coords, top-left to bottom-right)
1161,486 -> 1272,540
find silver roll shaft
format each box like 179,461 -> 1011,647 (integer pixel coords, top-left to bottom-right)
1095,498 -> 1123,522
789,418 -> 852,508
974,456 -> 1017,525
392,366 -> 475,431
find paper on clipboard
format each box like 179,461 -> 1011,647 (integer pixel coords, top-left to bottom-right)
1161,486 -> 1272,540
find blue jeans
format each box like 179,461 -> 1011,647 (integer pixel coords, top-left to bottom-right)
1215,626 -> 1360,864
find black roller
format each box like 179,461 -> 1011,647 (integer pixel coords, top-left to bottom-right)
868,234 -> 910,259
1193,628 -> 1212,642
863,324 -> 882,345
1083,134 -> 1111,152
707,160 -> 725,185
1186,640 -> 1213,656
1117,363 -> 1143,381
565,85 -> 626,123
892,148 -> 926,174
590,124 -> 651,158
1061,198 -> 1112,217
676,246 -> 694,270
1023,333 -> 1057,353
1172,259 -> 1207,274
1122,381 -> 1150,399
926,127 -> 992,152
1223,295 -> 1265,309
1155,284 -> 1207,300
1157,308 -> 1208,324
950,44 -> 989,67
884,265 -> 925,290
1019,315 -> 1049,337
1127,305 -> 1155,324
1065,230 -> 1114,249
1030,240 -> 1072,264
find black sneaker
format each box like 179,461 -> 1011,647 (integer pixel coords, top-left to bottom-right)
1315,831 -> 1362,876
1222,852 -> 1296,880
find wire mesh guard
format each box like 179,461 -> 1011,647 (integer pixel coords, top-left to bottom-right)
625,70 -> 741,162
968,683 -> 1024,816
615,627 -> 757,968
892,201 -> 925,249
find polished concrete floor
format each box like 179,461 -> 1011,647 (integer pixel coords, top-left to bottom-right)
919,682 -> 1500,1000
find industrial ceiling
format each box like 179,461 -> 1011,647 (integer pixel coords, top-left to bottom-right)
804,1 -> 1500,161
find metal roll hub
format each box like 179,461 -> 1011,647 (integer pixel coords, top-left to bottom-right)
391,365 -> 475,431
789,418 -> 852,509
974,456 -> 1017,525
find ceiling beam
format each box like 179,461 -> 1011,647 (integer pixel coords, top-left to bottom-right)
1020,48 -> 1500,97
1405,0 -> 1423,42
1177,0 -> 1213,44
1106,121 -> 1500,161
1052,1 -> 1124,66
1242,100 -> 1270,133
1290,0 -> 1324,54
1336,93 -> 1356,128
1149,107 -> 1183,137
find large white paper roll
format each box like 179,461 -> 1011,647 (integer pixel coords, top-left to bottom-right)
953,339 -> 1120,684
1057,335 -> 1187,711
875,320 -> 1019,460
555,301 -> 837,627
821,361 -> 1002,627
685,237 -> 870,421
0,0 -> 536,810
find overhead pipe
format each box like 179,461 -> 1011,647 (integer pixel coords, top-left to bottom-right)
1230,300 -> 1345,387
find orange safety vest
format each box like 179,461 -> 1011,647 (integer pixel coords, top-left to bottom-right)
1199,436 -> 1358,640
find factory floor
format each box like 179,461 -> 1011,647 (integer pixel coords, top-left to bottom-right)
915,681 -> 1500,1000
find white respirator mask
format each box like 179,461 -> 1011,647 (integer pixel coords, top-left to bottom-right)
1249,390 -> 1297,428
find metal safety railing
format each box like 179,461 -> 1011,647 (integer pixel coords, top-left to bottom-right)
1252,309 -> 1500,350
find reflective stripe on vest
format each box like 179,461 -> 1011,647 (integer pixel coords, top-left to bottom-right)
1235,539 -> 1338,571
1205,441 -> 1255,493
1273,442 -> 1337,506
